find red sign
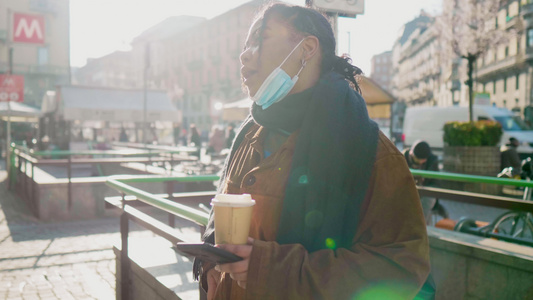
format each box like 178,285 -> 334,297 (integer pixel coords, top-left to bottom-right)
13,13 -> 45,44
0,75 -> 24,102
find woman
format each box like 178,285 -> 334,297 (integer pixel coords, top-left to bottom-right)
195,4 -> 431,299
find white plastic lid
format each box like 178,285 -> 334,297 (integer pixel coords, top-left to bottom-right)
211,194 -> 256,207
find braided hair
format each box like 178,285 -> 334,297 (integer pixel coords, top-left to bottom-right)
257,3 -> 364,93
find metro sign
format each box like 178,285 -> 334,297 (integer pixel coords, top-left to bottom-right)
0,75 -> 24,102
13,13 -> 45,44
311,0 -> 365,16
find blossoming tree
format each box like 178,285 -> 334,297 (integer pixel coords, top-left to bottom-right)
438,0 -> 512,121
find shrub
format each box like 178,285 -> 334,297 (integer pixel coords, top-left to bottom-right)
443,121 -> 503,146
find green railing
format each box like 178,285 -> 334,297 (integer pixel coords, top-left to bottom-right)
105,170 -> 533,230
16,146 -> 195,158
105,174 -> 219,300
104,170 -> 533,299
106,175 -> 219,226
411,169 -> 533,247
410,169 -> 533,188
9,144 -> 202,212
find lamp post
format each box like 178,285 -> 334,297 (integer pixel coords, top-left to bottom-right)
143,43 -> 150,146
5,10 -> 13,174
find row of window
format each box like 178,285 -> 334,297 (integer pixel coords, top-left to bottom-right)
482,74 -> 521,94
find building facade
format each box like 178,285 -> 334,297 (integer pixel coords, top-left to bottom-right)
370,51 -> 392,92
161,0 -> 262,132
0,0 -> 70,107
391,12 -> 441,108
72,51 -> 135,88
475,0 -> 532,115
392,1 -> 533,125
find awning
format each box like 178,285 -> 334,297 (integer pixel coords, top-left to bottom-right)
359,77 -> 396,119
359,77 -> 395,105
222,98 -> 251,122
0,101 -> 41,122
42,86 -> 181,122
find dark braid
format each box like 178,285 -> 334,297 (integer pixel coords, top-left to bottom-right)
332,54 -> 363,94
259,3 -> 364,94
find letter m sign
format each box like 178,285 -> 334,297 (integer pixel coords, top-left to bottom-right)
13,13 -> 45,44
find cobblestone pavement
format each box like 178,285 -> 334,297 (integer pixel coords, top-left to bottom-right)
0,162 -> 198,300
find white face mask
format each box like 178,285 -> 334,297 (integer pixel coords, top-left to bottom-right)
251,39 -> 306,110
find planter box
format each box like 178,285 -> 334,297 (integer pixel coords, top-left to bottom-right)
443,146 -> 501,195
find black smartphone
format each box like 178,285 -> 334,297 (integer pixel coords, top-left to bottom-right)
174,242 -> 243,264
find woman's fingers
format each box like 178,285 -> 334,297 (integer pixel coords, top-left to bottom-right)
206,268 -> 221,300
215,258 -> 249,274
214,242 -> 254,290
237,280 -> 247,289
229,271 -> 247,282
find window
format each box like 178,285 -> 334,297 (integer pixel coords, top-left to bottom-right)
528,28 -> 533,47
516,74 -> 520,90
495,17 -> 499,29
504,77 -> 507,92
503,99 -> 507,107
493,80 -> 497,94
517,38 -> 521,53
494,115 -> 531,131
37,47 -> 48,65
483,83 -> 486,92
505,46 -> 509,57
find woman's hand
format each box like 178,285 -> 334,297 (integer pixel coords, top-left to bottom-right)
215,238 -> 254,289
206,268 -> 221,300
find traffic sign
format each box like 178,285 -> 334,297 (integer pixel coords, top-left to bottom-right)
309,0 -> 365,16
0,75 -> 24,102
13,13 -> 45,44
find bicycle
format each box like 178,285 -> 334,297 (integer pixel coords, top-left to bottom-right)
454,158 -> 533,246
491,158 -> 533,240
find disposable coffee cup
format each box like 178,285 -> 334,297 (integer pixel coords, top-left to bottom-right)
211,194 -> 255,245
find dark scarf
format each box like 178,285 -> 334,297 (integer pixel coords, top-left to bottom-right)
194,72 -> 379,277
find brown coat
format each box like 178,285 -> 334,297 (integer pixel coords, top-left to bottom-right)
210,124 -> 430,299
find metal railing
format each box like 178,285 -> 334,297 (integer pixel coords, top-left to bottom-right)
105,174 -> 219,300
10,145 -> 198,211
102,169 -> 533,299
412,169 -> 533,247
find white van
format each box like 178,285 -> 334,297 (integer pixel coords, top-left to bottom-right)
403,105 -> 533,155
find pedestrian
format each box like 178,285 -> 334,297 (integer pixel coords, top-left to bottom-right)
119,128 -> 128,142
173,124 -> 181,146
225,124 -> 235,149
500,137 -> 521,175
208,126 -> 225,154
181,128 -> 188,146
194,3 -> 432,300
402,140 -> 441,224
189,124 -> 201,147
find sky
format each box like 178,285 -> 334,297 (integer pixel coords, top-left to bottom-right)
70,0 -> 442,75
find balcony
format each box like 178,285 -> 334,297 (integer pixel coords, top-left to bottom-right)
0,63 -> 69,76
476,54 -> 524,79
505,15 -> 523,30
521,3 -> 533,17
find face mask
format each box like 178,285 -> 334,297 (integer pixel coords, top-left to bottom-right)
251,39 -> 307,110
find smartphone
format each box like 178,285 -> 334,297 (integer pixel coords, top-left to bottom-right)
174,242 -> 243,264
